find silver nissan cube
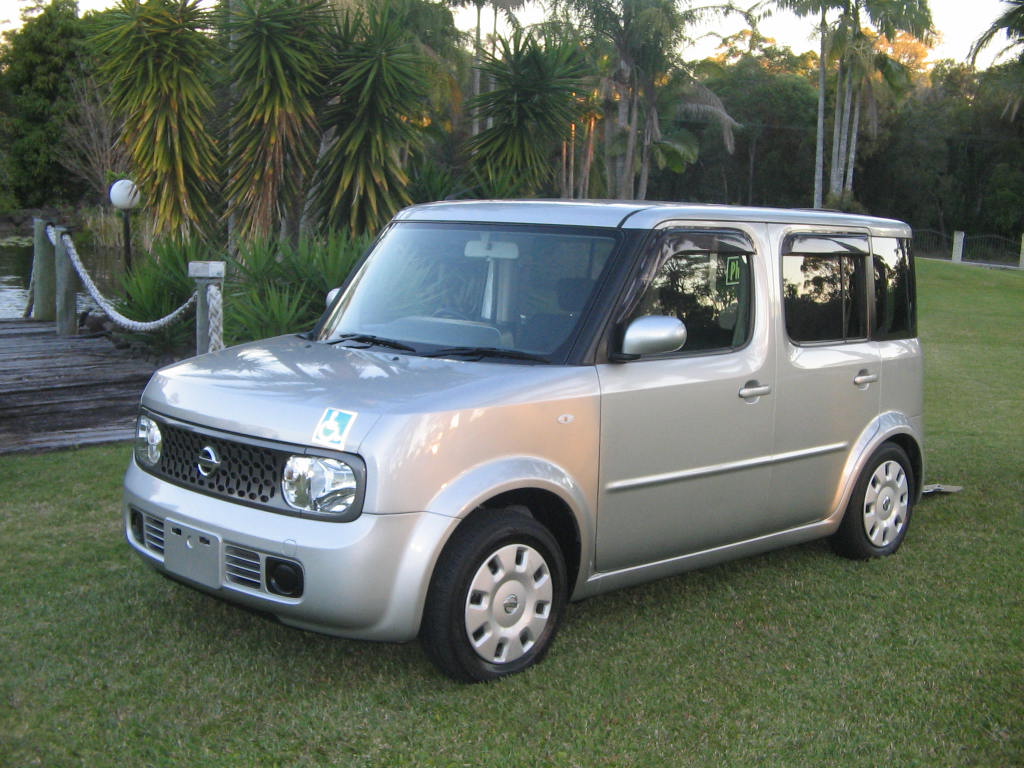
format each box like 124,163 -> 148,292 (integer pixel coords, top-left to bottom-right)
124,201 -> 924,681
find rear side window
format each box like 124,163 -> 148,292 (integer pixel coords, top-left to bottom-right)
782,234 -> 869,343
630,230 -> 754,353
872,237 -> 916,340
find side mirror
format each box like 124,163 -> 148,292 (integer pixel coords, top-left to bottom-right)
326,287 -> 341,308
615,315 -> 687,361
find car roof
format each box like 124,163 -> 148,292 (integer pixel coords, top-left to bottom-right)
393,200 -> 912,237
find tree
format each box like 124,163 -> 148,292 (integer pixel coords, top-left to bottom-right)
778,0 -> 932,208
970,0 -> 1024,64
671,52 -> 817,207
312,5 -> 431,234
223,0 -> 330,241
553,0 -> 739,199
468,30 -> 586,194
0,0 -> 89,207
93,0 -> 220,238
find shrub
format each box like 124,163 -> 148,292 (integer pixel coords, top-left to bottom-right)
116,237 -> 209,359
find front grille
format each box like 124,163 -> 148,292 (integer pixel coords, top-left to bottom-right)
224,545 -> 263,590
142,513 -> 165,554
155,422 -> 288,510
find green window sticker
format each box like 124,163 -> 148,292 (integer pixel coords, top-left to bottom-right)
725,255 -> 742,286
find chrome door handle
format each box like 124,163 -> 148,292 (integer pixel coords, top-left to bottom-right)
738,382 -> 772,399
854,370 -> 879,387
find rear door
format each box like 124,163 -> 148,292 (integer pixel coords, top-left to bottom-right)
769,230 -> 881,522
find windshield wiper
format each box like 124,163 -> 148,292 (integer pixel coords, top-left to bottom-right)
328,333 -> 416,352
420,346 -> 549,363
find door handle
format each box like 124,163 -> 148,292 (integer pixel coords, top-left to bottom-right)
738,382 -> 772,399
854,370 -> 879,387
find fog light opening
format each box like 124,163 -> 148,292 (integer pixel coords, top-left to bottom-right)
266,558 -> 304,598
130,509 -> 144,544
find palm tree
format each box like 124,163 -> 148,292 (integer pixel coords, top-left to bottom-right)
553,0 -> 738,199
970,0 -> 1024,64
94,0 -> 220,239
779,0 -> 931,208
970,0 -> 1024,120
312,6 -> 431,234
224,0 -> 331,241
468,30 -> 587,194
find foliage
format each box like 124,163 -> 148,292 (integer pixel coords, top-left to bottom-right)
468,30 -> 587,194
858,60 -> 1024,237
1,261 -> 1022,766
665,55 -> 817,206
313,5 -> 431,235
224,230 -> 370,345
0,0 -> 90,207
970,0 -> 1024,64
93,0 -> 220,239
117,236 -> 207,357
223,0 -> 331,241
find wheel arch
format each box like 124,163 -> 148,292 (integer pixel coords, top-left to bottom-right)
464,488 -> 582,597
830,411 -> 924,528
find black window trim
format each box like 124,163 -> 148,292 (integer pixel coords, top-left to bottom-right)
781,230 -> 872,347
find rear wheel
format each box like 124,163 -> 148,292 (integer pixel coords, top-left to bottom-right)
831,443 -> 914,559
421,507 -> 567,682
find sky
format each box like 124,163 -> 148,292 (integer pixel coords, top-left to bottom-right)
0,0 -> 1015,68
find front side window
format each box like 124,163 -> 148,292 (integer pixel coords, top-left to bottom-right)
628,230 -> 754,353
317,222 -> 618,361
782,234 -> 869,343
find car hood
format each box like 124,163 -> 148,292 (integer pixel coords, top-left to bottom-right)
141,335 -> 596,451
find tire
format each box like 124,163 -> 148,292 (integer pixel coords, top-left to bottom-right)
420,506 -> 568,682
831,443 -> 915,560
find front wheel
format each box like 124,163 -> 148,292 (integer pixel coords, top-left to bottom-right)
420,507 -> 567,682
831,443 -> 915,559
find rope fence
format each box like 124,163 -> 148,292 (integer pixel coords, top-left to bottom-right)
32,218 -> 223,354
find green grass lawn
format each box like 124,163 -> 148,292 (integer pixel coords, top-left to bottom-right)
1,259 -> 1021,767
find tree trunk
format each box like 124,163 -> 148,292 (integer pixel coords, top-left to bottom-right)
830,65 -> 851,200
843,91 -> 861,196
619,87 -> 639,199
747,133 -> 757,205
814,10 -> 827,208
471,3 -> 482,137
637,108 -> 653,201
578,114 -> 596,198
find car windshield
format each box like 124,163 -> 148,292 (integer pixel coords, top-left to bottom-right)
317,222 -> 619,362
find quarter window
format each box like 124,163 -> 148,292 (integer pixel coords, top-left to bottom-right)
630,230 -> 754,353
782,234 -> 869,343
872,237 -> 916,340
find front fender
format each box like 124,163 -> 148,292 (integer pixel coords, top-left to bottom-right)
424,455 -> 596,597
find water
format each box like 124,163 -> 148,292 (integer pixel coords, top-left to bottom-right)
0,240 -> 126,319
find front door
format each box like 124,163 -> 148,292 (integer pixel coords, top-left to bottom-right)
595,228 -> 777,573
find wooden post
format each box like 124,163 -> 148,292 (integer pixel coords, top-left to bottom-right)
31,218 -> 56,321
188,261 -> 225,355
53,226 -> 78,336
952,231 -> 965,263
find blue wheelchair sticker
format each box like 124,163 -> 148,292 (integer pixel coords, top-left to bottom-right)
312,408 -> 357,449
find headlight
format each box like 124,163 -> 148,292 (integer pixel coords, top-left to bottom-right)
135,414 -> 162,467
282,456 -> 359,520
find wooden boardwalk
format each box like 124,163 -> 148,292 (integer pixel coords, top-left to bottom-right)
0,319 -> 158,454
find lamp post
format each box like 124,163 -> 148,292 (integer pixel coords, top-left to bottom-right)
109,179 -> 141,271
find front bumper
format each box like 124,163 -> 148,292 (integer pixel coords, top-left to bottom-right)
124,461 -> 458,641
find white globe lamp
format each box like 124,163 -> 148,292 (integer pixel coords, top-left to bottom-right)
109,179 -> 141,269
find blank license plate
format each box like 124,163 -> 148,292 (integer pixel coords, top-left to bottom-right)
163,520 -> 222,589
